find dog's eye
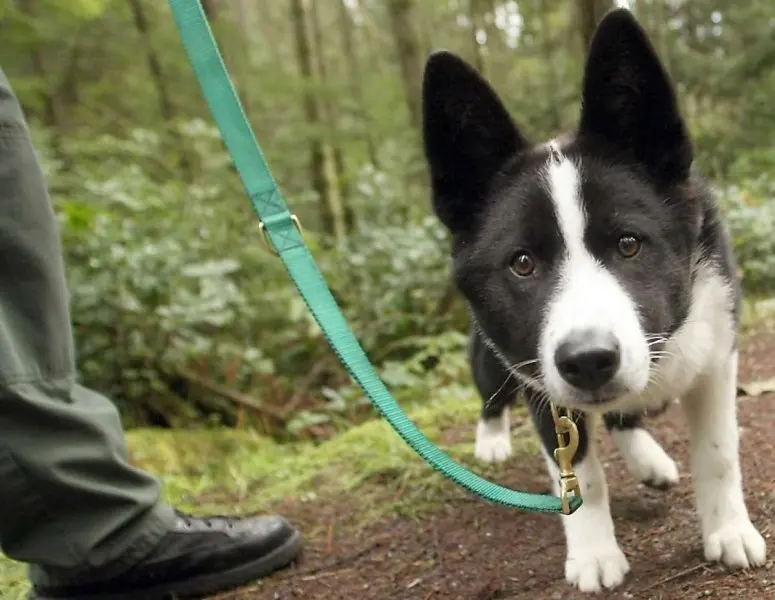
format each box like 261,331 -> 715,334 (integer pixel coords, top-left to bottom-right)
509,251 -> 535,277
617,234 -> 641,258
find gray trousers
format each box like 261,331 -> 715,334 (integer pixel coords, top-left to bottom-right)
0,70 -> 176,586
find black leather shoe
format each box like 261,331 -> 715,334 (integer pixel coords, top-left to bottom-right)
30,511 -> 302,600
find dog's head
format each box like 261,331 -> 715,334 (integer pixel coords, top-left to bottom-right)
423,9 -> 704,411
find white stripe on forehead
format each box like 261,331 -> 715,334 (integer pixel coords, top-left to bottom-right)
538,141 -> 650,404
543,142 -> 586,256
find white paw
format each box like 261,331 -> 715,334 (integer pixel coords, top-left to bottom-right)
474,417 -> 512,462
565,543 -> 630,592
629,447 -> 679,489
474,431 -> 512,462
612,429 -> 680,489
704,520 -> 767,569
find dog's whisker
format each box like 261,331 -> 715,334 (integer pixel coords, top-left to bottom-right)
484,371 -> 516,411
508,358 -> 539,375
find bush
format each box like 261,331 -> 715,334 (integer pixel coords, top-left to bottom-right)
36,122 -> 468,433
40,121 -> 775,437
718,176 -> 775,294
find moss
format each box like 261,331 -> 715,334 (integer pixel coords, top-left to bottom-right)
0,388 -> 541,597
0,558 -> 27,600
129,387 -> 537,515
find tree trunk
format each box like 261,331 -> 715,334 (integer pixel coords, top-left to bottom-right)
201,0 -> 218,20
338,0 -> 380,168
577,0 -> 613,53
386,0 -> 424,134
417,1 -> 434,62
310,0 -> 354,233
126,0 -> 191,179
290,0 -> 346,244
251,2 -> 285,76
59,35 -> 84,112
650,0 -> 673,76
469,0 -> 487,75
127,0 -> 174,121
537,0 -> 562,131
232,0 -> 258,46
14,0 -> 61,136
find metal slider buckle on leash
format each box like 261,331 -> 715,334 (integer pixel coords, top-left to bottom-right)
258,214 -> 303,257
170,0 -> 584,515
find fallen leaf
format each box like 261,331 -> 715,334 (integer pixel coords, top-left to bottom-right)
738,378 -> 775,397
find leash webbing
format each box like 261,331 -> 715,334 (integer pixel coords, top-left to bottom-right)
166,0 -> 581,515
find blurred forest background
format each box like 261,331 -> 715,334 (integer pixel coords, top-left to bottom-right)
2,0 -> 775,441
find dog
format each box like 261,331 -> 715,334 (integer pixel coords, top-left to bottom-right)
421,8 -> 766,593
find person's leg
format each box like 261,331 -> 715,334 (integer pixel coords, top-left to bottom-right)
0,71 -> 300,598
0,68 -> 175,583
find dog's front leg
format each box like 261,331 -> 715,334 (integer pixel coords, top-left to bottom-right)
681,350 -> 766,568
531,402 -> 629,592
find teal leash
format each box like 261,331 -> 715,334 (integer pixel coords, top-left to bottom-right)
166,0 -> 582,515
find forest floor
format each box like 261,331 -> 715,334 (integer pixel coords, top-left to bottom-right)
2,329 -> 775,600
227,328 -> 775,600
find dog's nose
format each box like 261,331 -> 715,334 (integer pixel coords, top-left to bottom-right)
554,330 -> 621,390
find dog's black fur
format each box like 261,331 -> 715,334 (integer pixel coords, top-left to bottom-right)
423,8 -> 738,467
421,8 -> 764,593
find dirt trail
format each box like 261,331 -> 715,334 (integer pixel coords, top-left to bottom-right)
234,332 -> 775,599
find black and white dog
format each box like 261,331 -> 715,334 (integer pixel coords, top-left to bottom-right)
421,8 -> 766,593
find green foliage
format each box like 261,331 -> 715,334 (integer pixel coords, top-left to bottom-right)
0,557 -> 26,600
0,2 -> 774,590
34,120 -> 465,430
719,176 -> 775,294
3,0 -> 775,434
323,219 -> 455,346
42,124 -> 280,425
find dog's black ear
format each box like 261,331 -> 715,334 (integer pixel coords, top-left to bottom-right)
422,51 -> 527,233
578,9 -> 692,183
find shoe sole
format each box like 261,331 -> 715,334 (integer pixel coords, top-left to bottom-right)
31,530 -> 302,600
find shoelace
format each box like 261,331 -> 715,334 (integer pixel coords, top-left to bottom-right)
174,509 -> 237,529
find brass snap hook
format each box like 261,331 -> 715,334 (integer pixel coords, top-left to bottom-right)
551,403 -> 582,515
